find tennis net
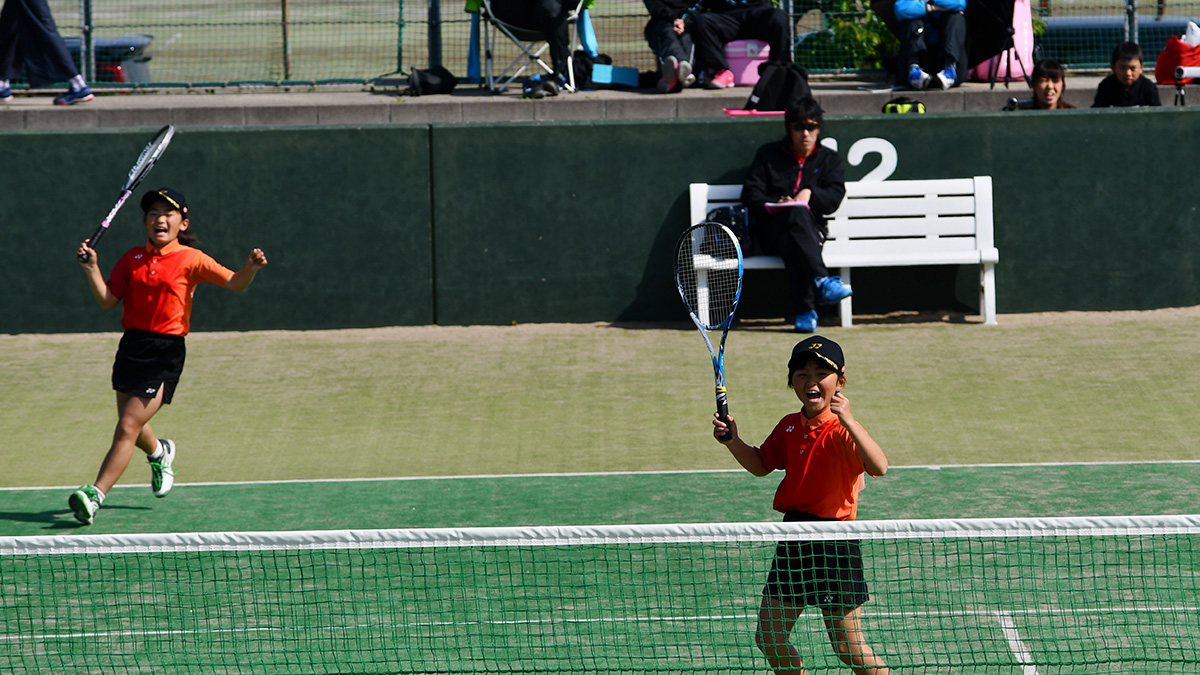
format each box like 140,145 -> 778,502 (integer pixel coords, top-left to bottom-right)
3,515 -> 1199,674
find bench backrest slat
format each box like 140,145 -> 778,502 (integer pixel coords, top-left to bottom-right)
825,237 -> 982,258
830,217 -> 979,239
832,195 -> 977,219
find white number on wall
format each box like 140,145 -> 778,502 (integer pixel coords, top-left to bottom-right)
820,137 -> 898,181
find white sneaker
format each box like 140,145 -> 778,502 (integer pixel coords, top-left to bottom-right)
68,485 -> 103,525
149,439 -> 176,498
679,60 -> 695,87
936,66 -> 957,90
656,55 -> 679,93
907,65 -> 930,90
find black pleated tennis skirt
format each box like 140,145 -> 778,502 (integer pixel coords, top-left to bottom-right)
762,510 -> 870,609
111,329 -> 186,404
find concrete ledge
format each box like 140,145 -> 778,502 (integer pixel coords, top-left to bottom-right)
0,76 -> 1186,130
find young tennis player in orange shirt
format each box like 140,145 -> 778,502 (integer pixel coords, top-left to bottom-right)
70,188 -> 268,525
713,336 -> 890,675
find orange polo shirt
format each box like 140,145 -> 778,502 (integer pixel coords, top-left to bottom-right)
107,240 -> 233,337
755,409 -> 872,520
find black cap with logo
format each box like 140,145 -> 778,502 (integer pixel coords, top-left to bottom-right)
140,188 -> 188,215
788,336 -> 845,375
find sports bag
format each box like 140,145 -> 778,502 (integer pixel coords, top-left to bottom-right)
882,96 -> 926,113
405,65 -> 458,96
743,61 -> 811,112
705,205 -> 756,254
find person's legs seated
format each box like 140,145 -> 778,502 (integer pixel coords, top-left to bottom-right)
760,207 -> 830,331
896,17 -> 930,89
646,18 -> 694,93
933,10 -> 966,89
693,10 -> 740,87
740,5 -> 793,65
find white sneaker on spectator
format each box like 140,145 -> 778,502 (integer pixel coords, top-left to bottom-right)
679,60 -> 695,87
907,65 -> 930,90
656,55 -> 679,93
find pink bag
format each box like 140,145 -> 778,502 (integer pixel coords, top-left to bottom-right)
969,0 -> 1033,82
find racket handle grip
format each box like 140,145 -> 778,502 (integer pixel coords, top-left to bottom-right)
716,387 -> 732,442
79,228 -> 106,262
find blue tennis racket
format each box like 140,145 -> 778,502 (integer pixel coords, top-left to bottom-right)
673,222 -> 744,441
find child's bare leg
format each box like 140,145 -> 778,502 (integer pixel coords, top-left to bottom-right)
822,606 -> 889,675
756,596 -> 807,674
93,390 -> 164,494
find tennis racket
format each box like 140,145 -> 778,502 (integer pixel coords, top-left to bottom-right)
78,124 -> 176,262
673,222 -> 744,441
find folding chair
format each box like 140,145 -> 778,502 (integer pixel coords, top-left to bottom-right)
476,0 -> 587,93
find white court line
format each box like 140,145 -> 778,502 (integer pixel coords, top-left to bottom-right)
6,459 -> 1200,492
996,611 -> 1040,675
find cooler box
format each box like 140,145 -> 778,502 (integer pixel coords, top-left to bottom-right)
725,39 -> 770,85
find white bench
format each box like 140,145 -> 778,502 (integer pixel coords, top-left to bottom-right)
689,177 -> 1000,326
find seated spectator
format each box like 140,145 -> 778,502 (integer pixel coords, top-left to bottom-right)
643,0 -> 696,93
741,97 -> 850,333
682,0 -> 791,89
1092,41 -> 1161,107
1004,59 -> 1076,110
486,0 -> 577,92
894,0 -> 967,90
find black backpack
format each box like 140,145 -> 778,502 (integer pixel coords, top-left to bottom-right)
881,96 -> 925,113
743,61 -> 811,112
405,65 -> 458,96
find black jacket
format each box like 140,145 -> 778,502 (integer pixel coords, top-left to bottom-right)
741,139 -> 846,225
643,0 -> 692,22
1092,74 -> 1162,108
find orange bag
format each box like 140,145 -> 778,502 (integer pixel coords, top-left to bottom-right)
1155,36 -> 1200,84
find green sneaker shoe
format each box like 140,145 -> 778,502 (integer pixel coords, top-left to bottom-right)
149,439 -> 176,498
68,485 -> 103,525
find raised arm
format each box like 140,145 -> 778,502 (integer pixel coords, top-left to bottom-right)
76,243 -> 120,311
830,392 -> 888,476
224,248 -> 268,292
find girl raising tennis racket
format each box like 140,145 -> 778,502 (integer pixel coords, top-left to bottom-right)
70,187 -> 268,525
713,336 -> 890,675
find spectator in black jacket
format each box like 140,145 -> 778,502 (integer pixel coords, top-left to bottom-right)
1092,41 -> 1161,107
643,0 -> 696,92
741,97 -> 849,333
683,0 -> 791,88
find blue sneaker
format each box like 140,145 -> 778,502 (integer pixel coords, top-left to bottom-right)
815,276 -> 852,305
936,66 -> 957,90
793,310 -> 818,333
907,65 -> 930,90
0,86 -> 11,103
53,86 -> 94,105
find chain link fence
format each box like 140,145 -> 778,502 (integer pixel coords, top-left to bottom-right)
29,0 -> 1200,88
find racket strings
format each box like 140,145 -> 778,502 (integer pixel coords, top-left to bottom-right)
675,224 -> 742,329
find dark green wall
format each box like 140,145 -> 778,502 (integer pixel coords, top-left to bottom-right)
3,109 -> 1198,333
2,126 -> 432,333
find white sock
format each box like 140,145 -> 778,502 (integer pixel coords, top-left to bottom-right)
148,442 -> 164,461
69,74 -> 87,91
94,487 -> 106,504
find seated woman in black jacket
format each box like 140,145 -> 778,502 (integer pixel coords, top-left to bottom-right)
741,97 -> 849,333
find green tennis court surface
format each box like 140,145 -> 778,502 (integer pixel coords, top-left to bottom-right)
4,464 -> 1199,673
3,461 -> 1200,536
